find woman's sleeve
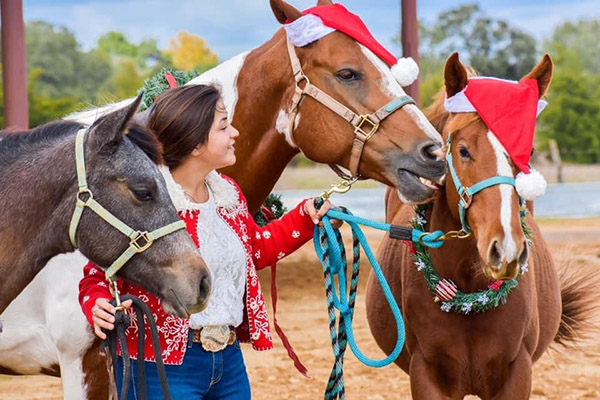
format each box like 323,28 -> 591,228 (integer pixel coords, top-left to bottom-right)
248,198 -> 316,270
78,261 -> 115,326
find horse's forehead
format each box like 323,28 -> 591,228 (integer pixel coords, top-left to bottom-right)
358,45 -> 407,99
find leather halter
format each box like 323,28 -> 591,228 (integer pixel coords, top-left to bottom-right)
285,38 -> 415,180
69,128 -> 186,282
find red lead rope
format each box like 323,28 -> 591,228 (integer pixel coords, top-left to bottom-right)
261,205 -> 309,377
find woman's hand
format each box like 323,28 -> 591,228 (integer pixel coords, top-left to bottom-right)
91,297 -> 133,340
304,198 -> 343,229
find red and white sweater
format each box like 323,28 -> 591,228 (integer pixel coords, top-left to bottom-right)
79,168 -> 315,365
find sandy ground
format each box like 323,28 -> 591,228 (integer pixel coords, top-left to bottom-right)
1,218 -> 599,399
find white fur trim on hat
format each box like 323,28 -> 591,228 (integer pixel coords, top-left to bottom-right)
391,57 -> 419,86
515,169 -> 547,200
284,14 -> 335,47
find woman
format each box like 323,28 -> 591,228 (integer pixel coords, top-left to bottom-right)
79,84 -> 338,399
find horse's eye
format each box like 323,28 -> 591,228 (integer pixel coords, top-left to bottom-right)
132,189 -> 153,202
336,69 -> 360,82
459,146 -> 471,159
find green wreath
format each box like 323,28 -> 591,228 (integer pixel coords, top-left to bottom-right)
411,204 -> 532,314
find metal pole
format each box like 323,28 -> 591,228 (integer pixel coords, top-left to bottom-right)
1,0 -> 29,129
401,0 -> 419,106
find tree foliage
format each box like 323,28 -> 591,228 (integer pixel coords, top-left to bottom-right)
165,31 -> 218,72
537,22 -> 600,162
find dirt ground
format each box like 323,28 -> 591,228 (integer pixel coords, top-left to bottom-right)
1,218 -> 599,399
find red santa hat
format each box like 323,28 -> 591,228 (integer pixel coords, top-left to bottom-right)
283,3 -> 419,87
445,77 -> 549,200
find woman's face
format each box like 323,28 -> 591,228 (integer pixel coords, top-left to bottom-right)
194,99 -> 239,170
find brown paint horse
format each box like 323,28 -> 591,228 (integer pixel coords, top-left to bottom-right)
366,53 -> 597,399
201,0 -> 446,211
4,1 -> 445,398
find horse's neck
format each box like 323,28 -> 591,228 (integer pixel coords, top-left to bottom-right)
427,197 -> 490,291
217,30 -> 299,213
0,135 -> 75,313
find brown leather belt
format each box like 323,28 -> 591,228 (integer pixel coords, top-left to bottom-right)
191,325 -> 236,352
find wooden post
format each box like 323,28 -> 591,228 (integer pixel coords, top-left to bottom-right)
548,139 -> 563,183
401,0 -> 419,106
1,0 -> 29,129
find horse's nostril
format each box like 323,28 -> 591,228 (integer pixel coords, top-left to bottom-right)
199,275 -> 211,301
421,142 -> 444,162
487,240 -> 502,268
518,240 -> 529,266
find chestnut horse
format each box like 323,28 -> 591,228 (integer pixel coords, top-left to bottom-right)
1,1 -> 445,398
72,0 -> 445,210
366,53 -> 597,399
0,95 -> 210,316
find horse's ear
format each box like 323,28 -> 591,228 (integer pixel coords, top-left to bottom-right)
523,54 -> 553,99
88,92 -> 143,152
270,0 -> 302,24
444,52 -> 468,98
317,0 -> 333,5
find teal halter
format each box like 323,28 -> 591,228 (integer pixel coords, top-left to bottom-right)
446,133 -> 518,234
69,128 -> 186,282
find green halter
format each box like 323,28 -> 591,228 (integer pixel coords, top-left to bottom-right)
69,128 -> 185,282
446,133 -> 519,234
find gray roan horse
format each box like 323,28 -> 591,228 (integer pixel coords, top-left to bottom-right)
0,94 -> 210,317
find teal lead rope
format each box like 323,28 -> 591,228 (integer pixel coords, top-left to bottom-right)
313,206 -> 445,399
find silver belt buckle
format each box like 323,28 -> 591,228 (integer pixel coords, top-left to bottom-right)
200,325 -> 230,352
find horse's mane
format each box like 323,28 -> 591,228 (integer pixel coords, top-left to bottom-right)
424,67 -> 482,135
0,120 -> 82,156
0,118 -> 163,165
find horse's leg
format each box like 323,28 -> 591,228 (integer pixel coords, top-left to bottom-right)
58,354 -> 87,400
409,350 -> 462,400
489,347 -> 532,400
80,339 -> 112,400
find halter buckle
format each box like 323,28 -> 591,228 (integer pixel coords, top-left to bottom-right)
459,190 -> 472,209
76,188 -> 94,205
130,231 -> 154,253
354,115 -> 379,140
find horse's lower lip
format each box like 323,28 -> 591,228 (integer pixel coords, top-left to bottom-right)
396,169 -> 440,202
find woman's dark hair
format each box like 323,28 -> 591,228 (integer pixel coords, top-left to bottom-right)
147,84 -> 221,168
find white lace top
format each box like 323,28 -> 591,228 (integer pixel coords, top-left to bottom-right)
188,187 -> 247,329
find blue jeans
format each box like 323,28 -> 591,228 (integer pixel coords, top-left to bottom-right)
116,334 -> 251,399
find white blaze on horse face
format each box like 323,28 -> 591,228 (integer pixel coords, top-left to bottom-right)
358,45 -> 442,143
187,51 -> 250,122
487,131 -> 518,262
275,109 -> 301,148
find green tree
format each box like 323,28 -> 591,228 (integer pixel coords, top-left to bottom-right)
28,68 -> 82,127
419,4 -> 537,80
537,44 -> 600,162
97,31 -> 170,72
544,20 -> 600,74
25,21 -> 112,103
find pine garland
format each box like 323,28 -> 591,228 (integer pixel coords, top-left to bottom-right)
138,68 -> 201,111
253,193 -> 288,227
411,204 -> 532,314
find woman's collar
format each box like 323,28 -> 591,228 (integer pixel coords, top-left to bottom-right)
159,165 -> 239,215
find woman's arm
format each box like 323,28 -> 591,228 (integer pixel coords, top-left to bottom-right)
79,262 -> 131,339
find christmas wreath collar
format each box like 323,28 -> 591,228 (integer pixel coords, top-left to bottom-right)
410,204 -> 532,314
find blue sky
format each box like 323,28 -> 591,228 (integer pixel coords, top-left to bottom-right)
22,0 -> 600,60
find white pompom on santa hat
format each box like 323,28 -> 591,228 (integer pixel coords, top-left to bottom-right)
283,3 -> 419,87
444,77 -> 549,200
